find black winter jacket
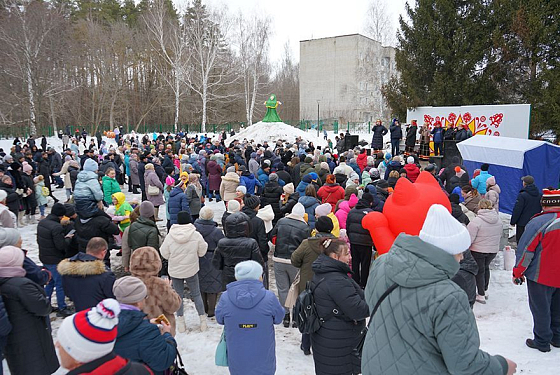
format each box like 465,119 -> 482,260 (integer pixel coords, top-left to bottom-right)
194,219 -> 224,294
311,254 -> 369,375
58,252 -> 116,311
261,182 -> 283,222
279,192 -> 300,217
347,200 -> 374,246
0,181 -> 19,214
451,202 -> 470,225
405,125 -> 418,148
510,183 -> 542,227
390,123 -> 403,140
451,250 -> 478,307
269,216 -> 310,259
371,125 -> 388,149
37,214 -> 69,264
276,170 -> 292,185
212,213 -> 264,290
75,211 -> 120,252
0,277 -> 59,375
241,207 -> 270,261
0,294 -> 10,349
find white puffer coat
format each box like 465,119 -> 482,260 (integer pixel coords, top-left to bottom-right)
467,209 -> 503,254
160,223 -> 208,278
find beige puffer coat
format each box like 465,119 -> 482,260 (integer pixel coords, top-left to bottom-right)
160,223 -> 208,279
219,172 -> 240,201
467,209 -> 503,254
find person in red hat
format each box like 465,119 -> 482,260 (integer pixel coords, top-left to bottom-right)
513,188 -> 560,352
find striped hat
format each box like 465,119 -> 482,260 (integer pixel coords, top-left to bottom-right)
57,299 -> 121,363
541,189 -> 560,207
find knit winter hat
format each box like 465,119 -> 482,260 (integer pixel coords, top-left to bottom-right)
292,203 -> 306,218
22,163 -> 33,173
419,204 -> 471,255
112,276 -> 147,304
139,201 -> 155,218
165,176 -> 175,186
283,183 -> 295,195
177,211 -> 192,225
83,158 -> 98,172
541,189 -> 560,207
199,206 -> 214,220
349,172 -> 359,181
0,227 -> 19,248
0,190 -> 6,202
370,168 -> 380,179
320,162 -> 329,170
64,204 -> 76,217
406,156 -> 414,164
227,200 -> 241,213
315,216 -> 334,233
51,203 -> 66,217
269,173 -> 279,182
304,156 -> 313,164
236,186 -> 247,195
234,260 -> 263,281
326,174 -> 336,184
244,194 -> 260,209
315,203 -> 332,217
0,245 -> 24,268
377,179 -> 389,189
309,172 -> 319,181
227,166 -> 236,173
57,299 -> 121,363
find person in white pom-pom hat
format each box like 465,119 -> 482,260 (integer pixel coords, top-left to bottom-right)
56,298 -> 153,374
360,204 -> 518,375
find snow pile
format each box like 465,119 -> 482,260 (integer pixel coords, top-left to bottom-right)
226,121 -> 327,147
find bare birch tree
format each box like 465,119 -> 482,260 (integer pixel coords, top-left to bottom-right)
364,0 -> 395,46
235,12 -> 271,126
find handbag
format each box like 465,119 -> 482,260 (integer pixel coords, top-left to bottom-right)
147,184 -> 160,196
284,271 -> 301,309
353,283 -> 398,358
164,351 -> 189,375
215,329 -> 228,367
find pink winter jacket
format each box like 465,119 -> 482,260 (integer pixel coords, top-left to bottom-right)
334,194 -> 358,229
467,209 -> 503,254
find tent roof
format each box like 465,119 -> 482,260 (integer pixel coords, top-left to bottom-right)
457,136 -> 557,168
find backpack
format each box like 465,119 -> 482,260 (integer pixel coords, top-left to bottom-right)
294,278 -> 328,334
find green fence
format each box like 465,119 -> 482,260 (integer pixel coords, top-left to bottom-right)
1,121 -> 381,140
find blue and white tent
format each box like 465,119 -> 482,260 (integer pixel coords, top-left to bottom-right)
457,136 -> 560,214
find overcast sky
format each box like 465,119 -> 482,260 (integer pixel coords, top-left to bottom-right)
176,0 -> 412,63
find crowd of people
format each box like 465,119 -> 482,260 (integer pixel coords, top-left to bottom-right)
0,126 -> 558,375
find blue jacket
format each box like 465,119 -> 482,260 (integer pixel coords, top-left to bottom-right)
240,173 -> 261,195
257,168 -> 269,186
23,256 -> 50,285
471,171 -> 492,195
216,280 -> 285,375
114,308 -> 177,374
298,195 -> 320,229
124,154 -> 131,176
167,186 -> 190,225
431,127 -> 444,143
57,252 -> 116,312
74,170 -> 103,218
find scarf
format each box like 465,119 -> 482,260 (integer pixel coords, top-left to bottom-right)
0,267 -> 26,278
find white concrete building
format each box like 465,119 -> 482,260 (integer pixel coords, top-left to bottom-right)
299,34 -> 396,124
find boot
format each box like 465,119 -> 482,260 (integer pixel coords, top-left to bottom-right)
176,315 -> 186,333
154,207 -> 163,221
18,212 -> 26,227
199,314 -> 207,332
27,214 -> 36,224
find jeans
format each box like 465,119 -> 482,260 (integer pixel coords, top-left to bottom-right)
39,205 -> 45,216
172,274 -> 205,316
44,264 -> 66,309
350,244 -> 373,288
262,261 -> 269,290
434,142 -> 443,156
391,139 -> 400,156
274,261 -> 298,313
471,251 -> 497,296
527,279 -> 560,349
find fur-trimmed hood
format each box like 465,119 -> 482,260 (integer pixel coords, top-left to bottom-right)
57,253 -> 107,276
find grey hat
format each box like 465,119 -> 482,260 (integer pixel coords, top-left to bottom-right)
139,201 -> 155,218
112,276 -> 147,304
269,173 -> 279,182
0,227 -> 21,247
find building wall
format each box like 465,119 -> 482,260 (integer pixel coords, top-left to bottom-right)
299,34 -> 396,124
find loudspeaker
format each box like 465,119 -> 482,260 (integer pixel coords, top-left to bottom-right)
443,141 -> 462,167
344,135 -> 359,150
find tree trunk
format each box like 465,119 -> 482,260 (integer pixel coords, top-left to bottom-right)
201,82 -> 207,133
49,95 -> 57,134
174,73 -> 180,133
25,53 -> 37,136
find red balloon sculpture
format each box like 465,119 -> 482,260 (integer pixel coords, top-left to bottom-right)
362,172 -> 451,255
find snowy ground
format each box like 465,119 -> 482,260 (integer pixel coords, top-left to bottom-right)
2,133 -> 560,374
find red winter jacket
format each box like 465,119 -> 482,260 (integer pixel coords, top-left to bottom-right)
514,209 -> 560,288
317,184 -> 345,211
67,353 -> 153,375
404,163 -> 420,183
356,153 -> 368,172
